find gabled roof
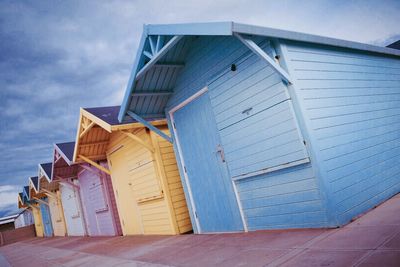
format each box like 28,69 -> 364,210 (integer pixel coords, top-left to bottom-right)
55,142 -> 75,165
118,22 -> 400,122
387,40 -> 400,50
39,162 -> 52,182
84,106 -> 130,126
23,186 -> 30,200
29,176 -> 39,192
73,105 -> 166,163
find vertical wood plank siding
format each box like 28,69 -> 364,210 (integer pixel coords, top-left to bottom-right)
48,193 -> 67,236
32,206 -> 44,237
107,127 -> 191,235
166,36 -> 328,230
283,41 -> 400,225
59,180 -> 86,236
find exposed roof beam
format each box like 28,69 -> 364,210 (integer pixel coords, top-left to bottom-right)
79,121 -> 95,139
33,197 -> 48,206
80,140 -> 109,147
120,131 -> 155,153
155,35 -> 164,52
78,155 -> 111,175
136,35 -> 183,81
59,180 -> 80,190
127,111 -> 172,143
235,33 -> 292,84
153,63 -> 184,68
132,91 -> 173,97
42,189 -> 58,199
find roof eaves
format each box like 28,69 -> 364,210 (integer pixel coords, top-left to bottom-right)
54,143 -> 74,166
146,21 -> 233,36
232,22 -> 400,57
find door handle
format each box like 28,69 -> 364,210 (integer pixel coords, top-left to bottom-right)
216,144 -> 226,163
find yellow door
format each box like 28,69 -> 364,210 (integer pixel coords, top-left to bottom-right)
108,145 -> 143,235
32,207 -> 44,237
48,194 -> 67,236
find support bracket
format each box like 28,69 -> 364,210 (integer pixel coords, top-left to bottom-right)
136,35 -> 183,80
234,33 -> 292,84
120,131 -> 155,153
78,155 -> 111,175
33,197 -> 49,206
127,111 -> 172,143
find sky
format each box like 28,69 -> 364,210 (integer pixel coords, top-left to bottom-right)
0,0 -> 399,217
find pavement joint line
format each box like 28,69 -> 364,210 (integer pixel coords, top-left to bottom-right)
352,226 -> 400,267
265,228 -> 340,267
18,239 -> 171,267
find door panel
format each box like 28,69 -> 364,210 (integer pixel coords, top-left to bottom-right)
60,183 -> 86,236
108,146 -> 143,235
173,91 -> 243,232
40,198 -> 53,237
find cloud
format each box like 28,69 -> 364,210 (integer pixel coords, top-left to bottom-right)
0,0 -> 399,214
0,185 -> 19,210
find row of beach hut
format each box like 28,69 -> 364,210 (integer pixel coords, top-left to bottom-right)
18,106 -> 191,237
18,22 -> 400,236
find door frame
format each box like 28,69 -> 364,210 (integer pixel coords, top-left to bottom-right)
169,86 -> 247,233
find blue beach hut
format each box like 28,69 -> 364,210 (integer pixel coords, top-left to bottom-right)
117,22 -> 400,233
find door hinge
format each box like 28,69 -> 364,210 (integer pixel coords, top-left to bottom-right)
303,140 -> 306,146
184,166 -> 187,173
195,211 -> 198,218
173,122 -> 176,129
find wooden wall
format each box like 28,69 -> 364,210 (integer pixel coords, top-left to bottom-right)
165,36 -> 328,230
47,192 -> 67,236
59,180 -> 86,236
282,40 -> 400,225
107,127 -> 191,235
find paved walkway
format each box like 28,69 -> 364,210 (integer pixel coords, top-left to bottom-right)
1,194 -> 400,266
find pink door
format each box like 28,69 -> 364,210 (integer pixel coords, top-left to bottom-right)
79,166 -> 118,236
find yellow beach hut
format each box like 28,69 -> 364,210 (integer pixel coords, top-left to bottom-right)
38,163 -> 67,237
73,106 -> 192,235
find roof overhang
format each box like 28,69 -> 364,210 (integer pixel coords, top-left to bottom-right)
145,22 -> 400,56
52,143 -> 79,180
73,107 -> 167,163
118,21 -> 400,123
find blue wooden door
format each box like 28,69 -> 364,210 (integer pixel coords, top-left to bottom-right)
40,198 -> 53,237
173,91 -> 244,233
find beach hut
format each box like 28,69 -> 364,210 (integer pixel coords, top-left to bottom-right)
37,162 -> 67,236
117,22 -> 400,233
52,142 -> 87,236
73,106 -> 191,235
21,186 -> 44,237
14,209 -> 34,229
57,142 -> 121,236
29,176 -> 53,237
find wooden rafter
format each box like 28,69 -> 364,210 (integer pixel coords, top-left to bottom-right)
27,203 -> 39,210
234,33 -> 292,84
120,131 -> 155,153
136,35 -> 183,80
79,117 -> 95,139
78,154 -> 111,175
59,180 -> 80,190
80,140 -> 109,147
127,111 -> 172,143
42,189 -> 58,199
33,197 -> 48,206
